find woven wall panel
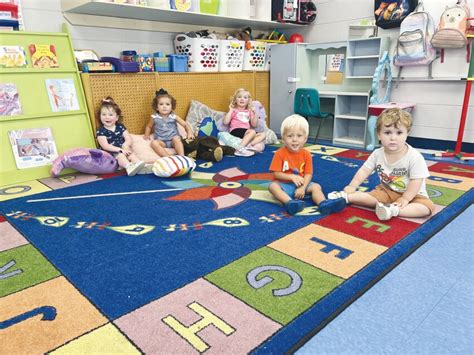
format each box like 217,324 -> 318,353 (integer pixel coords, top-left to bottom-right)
158,72 -> 255,118
82,73 -> 156,134
82,72 -> 270,136
254,71 -> 270,126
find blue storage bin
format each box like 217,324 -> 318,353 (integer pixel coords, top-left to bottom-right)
168,54 -> 188,72
154,57 -> 170,72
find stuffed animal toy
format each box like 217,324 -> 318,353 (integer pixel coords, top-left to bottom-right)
182,136 -> 235,162
51,148 -> 118,177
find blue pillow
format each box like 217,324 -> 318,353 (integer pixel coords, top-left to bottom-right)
197,116 -> 219,137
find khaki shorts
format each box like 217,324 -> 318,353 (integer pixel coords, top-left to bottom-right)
369,184 -> 435,214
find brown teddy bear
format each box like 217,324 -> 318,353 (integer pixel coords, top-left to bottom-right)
182,136 -> 235,162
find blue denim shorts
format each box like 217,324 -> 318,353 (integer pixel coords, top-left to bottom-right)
277,181 -> 314,198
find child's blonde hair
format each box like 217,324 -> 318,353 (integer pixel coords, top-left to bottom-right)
377,108 -> 412,133
230,88 -> 252,110
98,97 -> 123,124
281,114 -> 309,137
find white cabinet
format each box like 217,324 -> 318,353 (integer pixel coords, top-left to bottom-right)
333,93 -> 370,147
345,37 -> 390,79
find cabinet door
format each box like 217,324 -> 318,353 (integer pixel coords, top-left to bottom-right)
269,44 -> 297,135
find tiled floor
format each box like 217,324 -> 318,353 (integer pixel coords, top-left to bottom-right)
297,205 -> 474,354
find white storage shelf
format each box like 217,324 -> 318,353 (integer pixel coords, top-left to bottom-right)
61,0 -> 304,31
345,37 -> 390,79
333,93 -> 369,148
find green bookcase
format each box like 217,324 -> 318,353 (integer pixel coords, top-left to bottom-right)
0,28 -> 95,186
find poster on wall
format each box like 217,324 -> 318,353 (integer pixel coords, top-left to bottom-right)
45,78 -> 79,112
8,127 -> 58,169
0,83 -> 22,116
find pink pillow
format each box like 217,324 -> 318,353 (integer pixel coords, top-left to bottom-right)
130,127 -> 187,164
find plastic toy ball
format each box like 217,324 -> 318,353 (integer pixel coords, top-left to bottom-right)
289,33 -> 304,43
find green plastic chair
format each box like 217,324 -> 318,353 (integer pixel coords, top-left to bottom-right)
294,88 -> 333,144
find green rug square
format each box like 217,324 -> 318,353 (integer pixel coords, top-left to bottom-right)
205,247 -> 343,325
427,184 -> 465,206
0,244 -> 60,297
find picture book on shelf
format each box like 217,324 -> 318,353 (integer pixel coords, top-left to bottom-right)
45,78 -> 79,112
29,44 -> 59,68
325,54 -> 345,85
0,83 -> 22,116
8,127 -> 58,169
0,45 -> 27,68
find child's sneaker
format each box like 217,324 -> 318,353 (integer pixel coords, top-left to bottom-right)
246,143 -> 264,152
286,199 -> 305,215
318,198 -> 346,215
126,161 -> 145,176
137,163 -> 153,175
234,147 -> 255,157
375,203 -> 399,221
328,190 -> 349,203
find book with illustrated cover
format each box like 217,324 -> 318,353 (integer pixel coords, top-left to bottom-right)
45,78 -> 79,112
29,44 -> 59,68
8,127 -> 58,169
0,45 -> 27,68
325,54 -> 345,85
0,83 -> 22,116
327,54 -> 345,72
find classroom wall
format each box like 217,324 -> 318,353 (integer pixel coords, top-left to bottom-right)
20,0 -> 474,145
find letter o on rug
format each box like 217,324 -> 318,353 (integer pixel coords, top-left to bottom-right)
152,155 -> 196,178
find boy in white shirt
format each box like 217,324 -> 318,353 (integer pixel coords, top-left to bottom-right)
329,108 -> 435,220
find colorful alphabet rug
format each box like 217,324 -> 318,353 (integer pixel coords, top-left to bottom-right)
0,144 -> 472,353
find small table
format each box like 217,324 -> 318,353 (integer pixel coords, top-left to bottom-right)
366,102 -> 416,150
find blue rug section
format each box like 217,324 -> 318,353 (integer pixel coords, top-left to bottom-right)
252,188 -> 474,354
0,147 -> 367,319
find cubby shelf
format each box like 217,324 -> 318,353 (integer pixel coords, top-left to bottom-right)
61,0 -> 304,31
345,37 -> 390,78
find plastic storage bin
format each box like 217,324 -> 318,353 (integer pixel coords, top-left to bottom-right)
243,40 -> 266,71
154,57 -> 170,72
218,39 -> 244,72
174,34 -> 219,72
121,50 -> 137,62
263,42 -> 275,71
134,53 -> 154,72
168,54 -> 188,72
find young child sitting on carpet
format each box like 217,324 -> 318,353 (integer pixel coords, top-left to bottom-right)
268,114 -> 346,215
144,88 -> 194,157
96,97 -> 145,176
223,88 -> 266,157
328,108 -> 435,220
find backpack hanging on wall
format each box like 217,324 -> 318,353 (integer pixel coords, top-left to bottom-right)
393,2 -> 437,79
374,0 -> 418,29
431,0 -> 470,63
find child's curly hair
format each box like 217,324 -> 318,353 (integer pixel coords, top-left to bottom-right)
152,88 -> 177,112
98,96 -> 123,124
230,88 -> 253,110
377,108 -> 412,133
